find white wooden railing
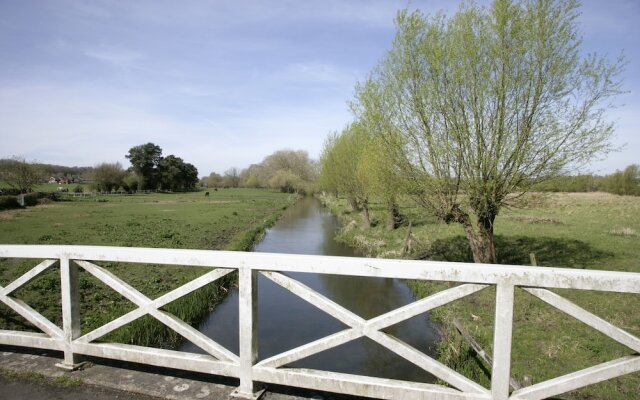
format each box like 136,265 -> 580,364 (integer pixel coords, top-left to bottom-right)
0,244 -> 638,400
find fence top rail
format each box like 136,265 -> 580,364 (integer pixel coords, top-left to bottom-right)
0,244 -> 638,293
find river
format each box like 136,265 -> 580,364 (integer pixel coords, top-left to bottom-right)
180,196 -> 439,383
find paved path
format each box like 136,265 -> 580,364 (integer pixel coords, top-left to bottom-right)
0,374 -> 160,400
0,346 -> 352,400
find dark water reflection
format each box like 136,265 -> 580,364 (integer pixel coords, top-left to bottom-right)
180,197 -> 439,382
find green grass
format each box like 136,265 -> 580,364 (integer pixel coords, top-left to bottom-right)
0,188 -> 295,348
320,192 -> 640,400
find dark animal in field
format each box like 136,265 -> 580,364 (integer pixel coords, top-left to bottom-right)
205,192 -> 210,197
214,188 -> 218,191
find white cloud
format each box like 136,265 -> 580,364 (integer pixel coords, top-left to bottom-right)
0,84 -> 350,175
275,62 -> 358,86
84,46 -> 143,68
2,0 -> 637,177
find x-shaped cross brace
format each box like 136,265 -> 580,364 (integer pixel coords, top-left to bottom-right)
257,271 -> 489,395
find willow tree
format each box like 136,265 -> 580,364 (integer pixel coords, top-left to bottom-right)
356,133 -> 405,230
319,123 -> 373,227
354,0 -> 623,263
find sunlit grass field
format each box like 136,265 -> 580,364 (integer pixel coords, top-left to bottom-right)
0,189 -> 294,348
322,192 -> 640,399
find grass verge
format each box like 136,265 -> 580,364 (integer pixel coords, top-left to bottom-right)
319,192 -> 640,399
0,189 -> 296,349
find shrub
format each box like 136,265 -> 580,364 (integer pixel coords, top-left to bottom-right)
0,195 -> 20,211
0,188 -> 21,196
22,192 -> 40,206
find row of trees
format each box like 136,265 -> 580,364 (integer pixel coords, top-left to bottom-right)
319,0 -> 624,263
2,147 -> 315,195
201,149 -> 317,194
125,143 -> 199,191
319,123 -> 403,230
93,144 -> 200,193
0,143 -> 200,194
0,157 -> 43,193
534,164 -> 640,196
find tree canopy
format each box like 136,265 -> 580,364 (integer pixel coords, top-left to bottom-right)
349,0 -> 624,263
126,143 -> 162,190
92,162 -> 126,192
158,155 -> 198,192
319,124 -> 372,225
125,143 -> 198,192
0,157 -> 42,194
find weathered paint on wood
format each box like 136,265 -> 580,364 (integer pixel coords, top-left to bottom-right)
453,318 -> 522,390
0,244 -> 638,400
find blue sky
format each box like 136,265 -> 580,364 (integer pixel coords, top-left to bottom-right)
0,0 -> 638,176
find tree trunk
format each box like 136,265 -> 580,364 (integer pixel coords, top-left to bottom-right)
386,199 -> 403,230
348,197 -> 360,212
453,206 -> 497,264
362,200 -> 371,228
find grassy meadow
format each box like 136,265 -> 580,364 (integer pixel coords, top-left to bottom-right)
320,192 -> 639,400
0,189 -> 295,348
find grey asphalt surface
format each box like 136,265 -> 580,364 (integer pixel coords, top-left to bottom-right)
0,374 -> 162,400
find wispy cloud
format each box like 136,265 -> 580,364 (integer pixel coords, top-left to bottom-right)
276,63 -> 358,85
0,84 -> 349,174
83,46 -> 143,69
1,0 -> 638,174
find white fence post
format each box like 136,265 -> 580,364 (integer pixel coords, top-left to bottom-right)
233,267 -> 262,399
56,257 -> 82,370
492,283 -> 515,400
0,245 -> 638,400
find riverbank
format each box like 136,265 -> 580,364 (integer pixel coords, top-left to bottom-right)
182,196 -> 439,382
0,189 -> 296,349
318,192 -> 640,399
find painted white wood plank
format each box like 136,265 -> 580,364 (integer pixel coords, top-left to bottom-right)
256,284 -> 487,371
0,245 -> 640,293
1,245 -> 638,292
73,342 -> 239,378
78,260 -> 238,362
510,356 -> 640,400
260,275 -> 490,394
491,284 -> 514,400
525,288 -> 640,353
151,309 -> 238,363
0,330 -> 64,351
253,367 -> 491,400
76,307 -> 146,344
366,284 -> 488,331
367,330 -> 488,395
60,257 -> 81,365
1,259 -> 57,295
76,260 -> 148,305
237,268 -> 258,396
0,245 -> 638,399
77,268 -> 232,343
150,268 -> 233,307
256,329 -> 360,369
262,271 -> 364,327
0,295 -> 63,339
